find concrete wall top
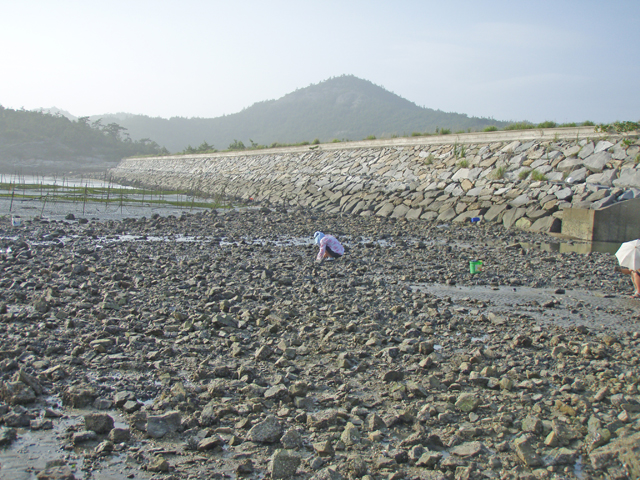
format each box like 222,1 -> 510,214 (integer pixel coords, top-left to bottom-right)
129,126 -> 620,161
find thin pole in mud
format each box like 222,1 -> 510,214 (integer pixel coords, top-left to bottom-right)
83,185 -> 87,215
120,188 -> 124,214
9,185 -> 14,212
41,193 -> 48,218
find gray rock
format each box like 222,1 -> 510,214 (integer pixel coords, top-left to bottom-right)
529,216 -> 561,233
270,449 -> 301,479
589,431 -> 640,477
84,413 -> 114,434
586,169 -> 617,187
547,447 -> 578,465
578,142 -> 595,158
455,393 -> 479,413
375,202 -> 395,217
148,455 -> 170,473
582,152 -> 611,173
502,207 -> 526,229
62,386 -> 97,408
416,451 -> 443,467
618,188 -> 640,200
73,430 -> 98,444
198,435 -> 223,451
0,381 -> 35,405
280,428 -> 303,449
108,428 -> 131,443
594,140 -> 614,153
521,415 -> 543,434
513,434 -> 543,467
565,168 -> 588,183
405,207 -> 422,220
450,441 -> 485,457
546,172 -> 565,182
340,422 -> 360,446
591,195 -> 616,210
484,203 -> 508,222
146,411 -> 181,439
390,204 -> 410,219
310,467 -> 344,480
613,168 -> 640,189
247,415 -> 282,443
436,207 -> 457,222
0,427 -> 16,446
557,158 -> 583,172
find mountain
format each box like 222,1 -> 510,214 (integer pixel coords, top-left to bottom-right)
0,106 -> 168,174
93,75 -> 508,152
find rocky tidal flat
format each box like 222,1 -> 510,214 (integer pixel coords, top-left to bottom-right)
0,207 -> 639,480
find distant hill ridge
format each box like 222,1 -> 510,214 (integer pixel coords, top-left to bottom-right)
91,75 -> 508,152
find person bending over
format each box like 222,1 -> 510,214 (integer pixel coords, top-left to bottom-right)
314,231 -> 344,264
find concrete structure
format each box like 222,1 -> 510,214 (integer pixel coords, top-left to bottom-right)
562,198 -> 640,242
109,127 -> 640,238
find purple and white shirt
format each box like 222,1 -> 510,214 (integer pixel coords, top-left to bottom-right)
317,234 -> 344,261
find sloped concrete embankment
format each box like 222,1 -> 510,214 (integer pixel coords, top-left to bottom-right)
109,127 -> 640,234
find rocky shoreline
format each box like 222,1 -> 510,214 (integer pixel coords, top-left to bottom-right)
110,129 -> 640,237
0,207 -> 639,480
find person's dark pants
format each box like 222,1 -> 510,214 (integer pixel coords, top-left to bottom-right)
325,246 -> 342,258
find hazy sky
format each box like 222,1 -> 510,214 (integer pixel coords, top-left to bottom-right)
1,0 -> 638,124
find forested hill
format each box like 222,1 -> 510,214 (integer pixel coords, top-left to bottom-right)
0,106 -> 168,173
95,75 -> 509,152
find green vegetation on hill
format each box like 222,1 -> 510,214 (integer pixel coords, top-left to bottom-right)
0,106 -> 168,170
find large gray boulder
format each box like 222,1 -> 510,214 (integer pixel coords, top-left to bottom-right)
578,142 -> 595,159
529,216 -> 561,233
591,195 -> 616,210
594,140 -> 614,153
390,204 -> 410,219
613,168 -> 640,189
502,207 -> 526,229
566,168 -> 588,183
375,202 -> 395,217
582,152 -> 611,173
484,204 -> 508,222
586,169 -> 617,187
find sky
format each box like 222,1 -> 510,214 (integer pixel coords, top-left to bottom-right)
1,0 -> 638,124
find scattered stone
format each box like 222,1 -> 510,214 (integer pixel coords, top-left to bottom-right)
148,455 -> 170,473
84,413 -> 114,434
247,415 -> 283,443
146,411 -> 181,439
270,449 -> 301,479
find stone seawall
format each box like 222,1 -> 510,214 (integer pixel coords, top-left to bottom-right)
110,127 -> 640,234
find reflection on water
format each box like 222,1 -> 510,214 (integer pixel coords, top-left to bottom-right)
520,241 -> 621,255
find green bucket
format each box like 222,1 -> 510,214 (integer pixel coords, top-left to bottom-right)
469,260 -> 483,274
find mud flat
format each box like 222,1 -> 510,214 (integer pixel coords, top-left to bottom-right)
0,207 -> 639,480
